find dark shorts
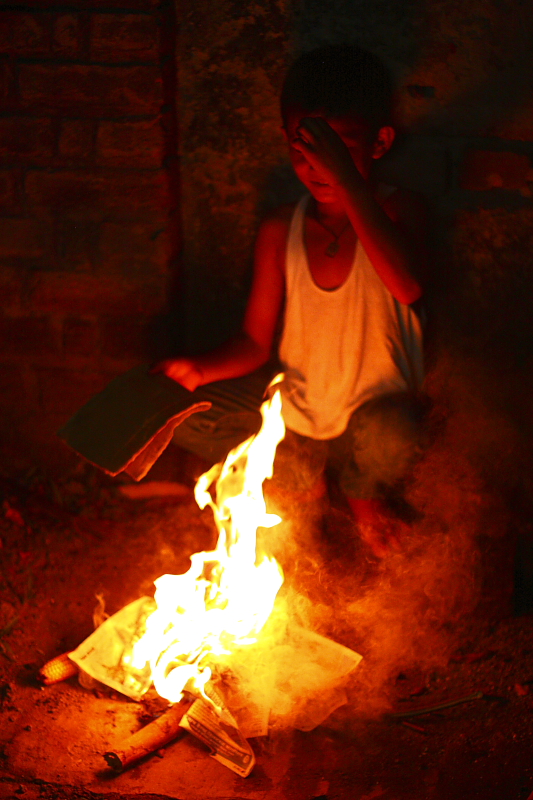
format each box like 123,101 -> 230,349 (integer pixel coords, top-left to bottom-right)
172,367 -> 427,499
272,392 -> 428,499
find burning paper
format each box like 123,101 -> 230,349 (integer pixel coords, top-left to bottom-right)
127,380 -> 286,703
69,596 -> 155,700
180,683 -> 255,777
69,378 -> 362,776
72,382 -> 285,697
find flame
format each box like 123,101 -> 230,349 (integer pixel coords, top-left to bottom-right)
127,378 -> 286,702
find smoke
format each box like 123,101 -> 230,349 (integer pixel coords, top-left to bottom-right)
255,347 -> 519,725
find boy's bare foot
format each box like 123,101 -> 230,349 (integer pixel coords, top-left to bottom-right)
358,517 -> 404,559
348,497 -> 407,559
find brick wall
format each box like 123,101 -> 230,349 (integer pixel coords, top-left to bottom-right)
0,0 -> 178,472
175,0 -> 292,355
2,0 -> 533,476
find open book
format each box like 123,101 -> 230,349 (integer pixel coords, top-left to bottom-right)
57,364 -> 211,481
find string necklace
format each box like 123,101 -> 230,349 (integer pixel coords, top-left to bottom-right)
313,211 -> 350,257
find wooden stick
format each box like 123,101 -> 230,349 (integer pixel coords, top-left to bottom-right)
400,720 -> 427,733
38,652 -> 78,685
103,698 -> 192,772
389,691 -> 484,719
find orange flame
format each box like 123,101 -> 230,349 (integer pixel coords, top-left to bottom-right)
127,379 -> 286,703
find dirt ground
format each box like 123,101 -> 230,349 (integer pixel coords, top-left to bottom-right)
0,441 -> 533,800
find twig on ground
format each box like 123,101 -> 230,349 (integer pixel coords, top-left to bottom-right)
389,691 -> 484,719
400,720 -> 427,733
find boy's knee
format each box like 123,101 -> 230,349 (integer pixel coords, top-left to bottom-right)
271,429 -> 327,493
343,392 -> 430,496
350,392 -> 428,449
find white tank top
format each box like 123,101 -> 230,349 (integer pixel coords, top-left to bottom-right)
279,194 -> 424,439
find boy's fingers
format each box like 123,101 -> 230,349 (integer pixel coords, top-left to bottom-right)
292,137 -> 316,162
150,359 -> 189,381
301,117 -> 346,149
297,119 -> 320,142
300,116 -> 330,138
295,130 -> 312,148
151,359 -> 179,373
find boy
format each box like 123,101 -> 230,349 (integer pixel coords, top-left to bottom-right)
156,45 -> 427,557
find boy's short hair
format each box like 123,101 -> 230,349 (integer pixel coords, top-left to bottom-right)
280,44 -> 393,132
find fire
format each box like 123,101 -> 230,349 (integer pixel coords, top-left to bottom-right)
126,378 -> 286,703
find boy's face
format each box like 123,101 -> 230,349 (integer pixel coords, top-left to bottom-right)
283,109 -> 392,202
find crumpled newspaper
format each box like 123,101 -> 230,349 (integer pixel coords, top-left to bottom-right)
69,596 -> 362,775
70,596 -> 155,700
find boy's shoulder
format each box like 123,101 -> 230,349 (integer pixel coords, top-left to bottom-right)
255,202 -> 297,258
254,203 -> 297,276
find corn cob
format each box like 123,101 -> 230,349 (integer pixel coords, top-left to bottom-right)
38,652 -> 78,685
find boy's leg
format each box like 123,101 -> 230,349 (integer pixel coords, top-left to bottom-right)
269,429 -> 328,500
334,392 -> 429,556
171,364 -> 277,465
265,429 -> 328,567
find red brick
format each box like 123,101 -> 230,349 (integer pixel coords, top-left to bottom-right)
20,0 -> 158,8
37,367 -> 110,414
0,61 -> 16,104
0,314 -> 57,356
57,219 -> 99,272
99,222 -> 167,276
490,109 -> 533,142
52,15 -> 82,58
26,169 -> 170,222
0,170 -> 22,213
0,117 -> 54,163
29,272 -> 165,316
62,316 -> 99,357
95,119 -> 164,168
18,64 -> 162,115
461,150 -> 532,191
90,14 -> 159,62
0,218 -> 52,259
0,13 -> 50,57
58,119 -> 96,161
0,364 -> 25,411
100,314 -> 149,359
0,267 -> 23,312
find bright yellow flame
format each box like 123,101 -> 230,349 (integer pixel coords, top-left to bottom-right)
129,381 -> 286,702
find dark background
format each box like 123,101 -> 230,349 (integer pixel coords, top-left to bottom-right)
1,6 -> 533,796
1,1 -> 533,612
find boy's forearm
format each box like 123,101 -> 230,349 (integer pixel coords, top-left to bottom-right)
191,333 -> 271,386
337,179 -> 422,305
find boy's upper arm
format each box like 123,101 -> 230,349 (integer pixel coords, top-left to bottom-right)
243,209 -> 290,354
382,189 -> 430,289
